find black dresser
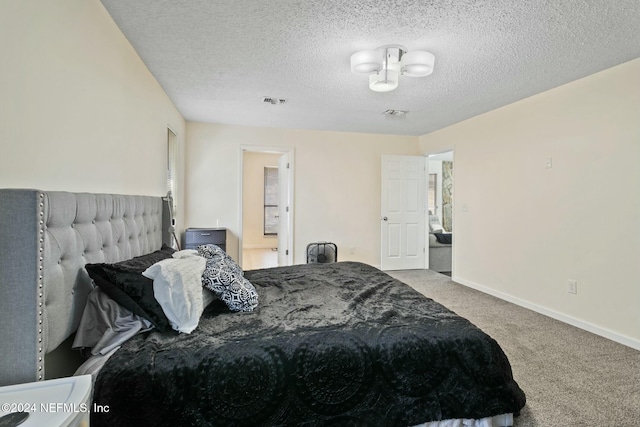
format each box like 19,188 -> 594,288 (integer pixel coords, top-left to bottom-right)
184,228 -> 226,252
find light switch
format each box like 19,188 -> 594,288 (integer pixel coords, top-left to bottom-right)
545,157 -> 553,169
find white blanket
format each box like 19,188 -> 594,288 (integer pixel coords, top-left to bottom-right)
143,255 -> 207,334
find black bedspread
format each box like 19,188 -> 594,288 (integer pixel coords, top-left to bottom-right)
92,262 -> 525,426
433,233 -> 453,245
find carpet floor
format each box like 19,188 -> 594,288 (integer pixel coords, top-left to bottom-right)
387,269 -> 640,427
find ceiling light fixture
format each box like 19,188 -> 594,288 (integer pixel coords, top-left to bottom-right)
350,45 -> 435,92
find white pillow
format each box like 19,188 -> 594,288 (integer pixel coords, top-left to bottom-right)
172,249 -> 199,259
143,256 -> 207,334
429,215 -> 444,233
172,250 -> 217,307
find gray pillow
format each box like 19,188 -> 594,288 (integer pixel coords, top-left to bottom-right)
197,245 -> 259,312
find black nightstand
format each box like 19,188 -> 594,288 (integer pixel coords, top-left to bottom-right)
184,228 -> 226,252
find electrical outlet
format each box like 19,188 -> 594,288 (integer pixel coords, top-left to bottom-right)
567,280 -> 577,294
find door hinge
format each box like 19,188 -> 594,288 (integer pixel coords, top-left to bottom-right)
286,206 -> 289,212
286,249 -> 289,255
287,163 -> 290,169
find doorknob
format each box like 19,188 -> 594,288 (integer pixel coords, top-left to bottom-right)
382,216 -> 388,221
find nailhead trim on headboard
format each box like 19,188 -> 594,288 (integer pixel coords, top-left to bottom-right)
37,192 -> 45,380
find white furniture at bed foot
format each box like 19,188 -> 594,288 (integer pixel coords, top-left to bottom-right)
413,413 -> 514,427
0,375 -> 92,427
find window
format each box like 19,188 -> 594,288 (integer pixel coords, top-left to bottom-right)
167,128 -> 178,219
428,173 -> 437,214
264,167 -> 278,235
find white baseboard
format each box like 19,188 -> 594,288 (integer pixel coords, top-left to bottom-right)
453,275 -> 640,351
242,244 -> 277,250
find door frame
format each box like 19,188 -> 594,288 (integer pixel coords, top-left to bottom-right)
239,145 -> 295,267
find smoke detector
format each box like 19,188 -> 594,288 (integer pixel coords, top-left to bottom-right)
262,97 -> 287,105
384,109 -> 408,116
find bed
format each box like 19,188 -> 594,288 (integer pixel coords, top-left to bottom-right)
0,189 -> 525,426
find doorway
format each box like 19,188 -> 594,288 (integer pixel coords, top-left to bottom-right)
426,151 -> 453,275
240,146 -> 294,270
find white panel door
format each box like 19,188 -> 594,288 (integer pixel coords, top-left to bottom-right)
277,153 -> 292,266
380,155 -> 426,270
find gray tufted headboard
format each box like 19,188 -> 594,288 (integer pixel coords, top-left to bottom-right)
0,189 -> 171,386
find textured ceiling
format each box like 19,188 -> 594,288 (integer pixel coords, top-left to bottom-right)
100,0 -> 640,136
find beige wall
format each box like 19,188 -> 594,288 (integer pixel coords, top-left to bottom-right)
419,58 -> 640,347
242,151 -> 281,249
0,0 -> 186,224
185,123 -> 419,264
7,0 -> 636,349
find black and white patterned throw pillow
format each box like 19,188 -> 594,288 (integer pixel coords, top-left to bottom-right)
198,244 -> 258,312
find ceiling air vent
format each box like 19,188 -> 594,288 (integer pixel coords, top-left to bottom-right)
384,109 -> 408,116
262,97 -> 287,105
